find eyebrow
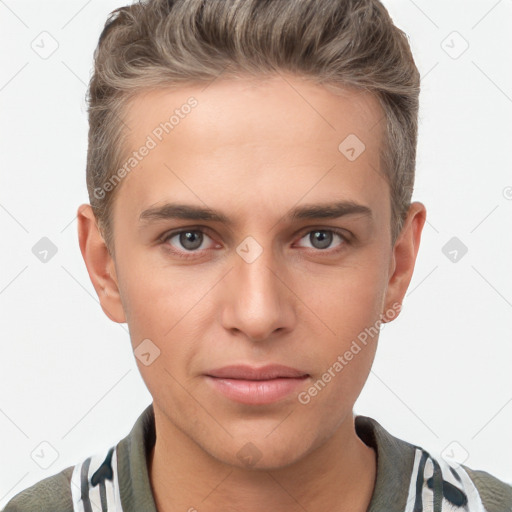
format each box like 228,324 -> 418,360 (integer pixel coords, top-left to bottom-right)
139,200 -> 372,228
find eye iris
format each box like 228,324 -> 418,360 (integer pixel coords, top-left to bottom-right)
180,231 -> 203,250
310,230 -> 332,249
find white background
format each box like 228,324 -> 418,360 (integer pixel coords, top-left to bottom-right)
1,0 -> 511,506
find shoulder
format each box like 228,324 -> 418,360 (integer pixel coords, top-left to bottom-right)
355,415 -> 512,511
2,444 -> 120,512
462,464 -> 512,512
1,465 -> 74,512
406,445 -> 512,512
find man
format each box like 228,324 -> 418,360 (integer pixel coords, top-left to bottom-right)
3,0 -> 511,511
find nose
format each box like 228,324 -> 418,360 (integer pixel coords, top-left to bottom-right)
220,241 -> 295,342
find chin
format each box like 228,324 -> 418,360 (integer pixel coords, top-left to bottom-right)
209,435 -> 314,472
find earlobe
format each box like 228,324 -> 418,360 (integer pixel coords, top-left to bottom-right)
76,204 -> 127,324
382,201 -> 426,323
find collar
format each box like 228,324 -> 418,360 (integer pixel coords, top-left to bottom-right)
355,415 -> 417,511
115,403 -> 417,511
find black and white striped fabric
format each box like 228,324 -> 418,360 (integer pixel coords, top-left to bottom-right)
404,448 -> 487,512
71,446 -> 122,512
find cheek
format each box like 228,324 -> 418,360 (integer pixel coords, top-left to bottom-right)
299,315 -> 378,425
116,249 -> 206,334
296,254 -> 388,337
297,255 -> 387,392
115,254 -> 218,391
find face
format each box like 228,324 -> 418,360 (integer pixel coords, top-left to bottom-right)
80,73 -> 424,470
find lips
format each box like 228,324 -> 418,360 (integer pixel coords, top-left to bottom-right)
204,364 -> 310,405
205,364 -> 309,380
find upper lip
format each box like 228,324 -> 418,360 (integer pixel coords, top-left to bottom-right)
205,364 -> 309,380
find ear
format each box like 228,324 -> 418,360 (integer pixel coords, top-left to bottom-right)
76,203 -> 127,323
382,201 -> 426,323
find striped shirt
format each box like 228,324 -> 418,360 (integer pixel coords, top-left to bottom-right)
3,403 -> 511,511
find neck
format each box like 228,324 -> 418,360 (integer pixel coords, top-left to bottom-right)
148,411 -> 376,512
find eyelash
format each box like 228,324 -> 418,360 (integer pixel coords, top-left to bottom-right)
159,227 -> 351,260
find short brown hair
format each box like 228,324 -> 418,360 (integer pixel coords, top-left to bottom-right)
86,0 -> 420,256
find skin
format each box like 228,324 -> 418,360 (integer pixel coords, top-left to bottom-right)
77,73 -> 426,512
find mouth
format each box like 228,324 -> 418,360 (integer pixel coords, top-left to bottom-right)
204,364 -> 310,405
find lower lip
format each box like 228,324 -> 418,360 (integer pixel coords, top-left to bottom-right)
205,376 -> 309,405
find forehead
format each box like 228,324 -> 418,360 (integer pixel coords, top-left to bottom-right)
114,74 -> 387,224
123,74 -> 384,149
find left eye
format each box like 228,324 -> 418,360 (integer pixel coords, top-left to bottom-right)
295,229 -> 346,251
